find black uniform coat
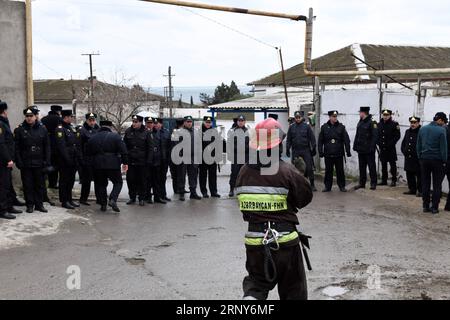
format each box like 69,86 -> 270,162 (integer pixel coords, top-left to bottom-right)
124,125 -> 148,166
41,111 -> 61,155
55,122 -> 82,168
318,121 -> 351,158
14,121 -> 50,168
286,121 -> 316,159
227,126 -> 250,164
159,127 -> 171,163
0,116 -> 14,167
353,115 -> 378,155
377,118 -> 401,162
86,127 -> 128,170
401,126 -> 421,172
79,122 -> 100,166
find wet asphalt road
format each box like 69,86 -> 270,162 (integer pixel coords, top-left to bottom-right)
0,176 -> 449,300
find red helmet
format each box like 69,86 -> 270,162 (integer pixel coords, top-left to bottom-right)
250,118 -> 283,150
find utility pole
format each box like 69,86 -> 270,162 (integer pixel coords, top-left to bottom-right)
81,52 -> 100,113
278,48 -> 290,115
163,66 -> 175,118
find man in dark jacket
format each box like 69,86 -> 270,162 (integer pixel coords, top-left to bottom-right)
236,118 -> 313,300
55,110 -> 81,210
41,105 -> 62,189
354,107 -> 379,190
156,118 -> 172,202
199,116 -> 221,198
78,113 -> 100,205
417,112 -> 448,214
0,100 -> 24,217
124,115 -> 148,206
318,110 -> 351,192
150,118 -> 168,204
446,116 -> 450,212
170,119 -> 185,196
14,107 -> 51,213
377,109 -> 401,187
86,120 -> 128,212
228,115 -> 250,197
286,111 -> 317,191
0,101 -> 19,219
401,117 -> 422,197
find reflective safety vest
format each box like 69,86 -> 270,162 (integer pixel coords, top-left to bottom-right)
236,186 -> 298,246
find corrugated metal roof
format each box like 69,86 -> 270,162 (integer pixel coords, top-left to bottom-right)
250,44 -> 450,86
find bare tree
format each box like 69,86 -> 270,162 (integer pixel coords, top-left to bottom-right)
93,72 -> 161,134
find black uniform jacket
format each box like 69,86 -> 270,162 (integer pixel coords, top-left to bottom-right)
14,121 -> 50,168
86,127 -> 128,170
55,122 -> 82,168
377,118 -> 401,162
318,121 -> 351,158
124,125 -> 148,166
353,115 -> 378,154
401,126 -> 421,172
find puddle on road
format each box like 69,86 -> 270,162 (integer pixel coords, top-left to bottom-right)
322,286 -> 349,298
125,257 -> 146,266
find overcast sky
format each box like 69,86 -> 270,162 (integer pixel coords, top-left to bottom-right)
32,0 -> 450,87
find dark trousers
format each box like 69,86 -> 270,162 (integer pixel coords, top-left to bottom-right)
243,244 -> 307,300
0,167 -> 8,213
48,153 -> 59,188
59,167 -> 76,203
94,169 -> 123,205
21,168 -> 45,207
324,157 -> 346,190
199,163 -> 218,195
170,163 -> 179,194
126,165 -> 146,201
7,169 -> 17,207
80,165 -> 96,201
446,163 -> 450,207
230,164 -> 244,190
421,159 -> 445,209
146,165 -> 163,200
177,164 -> 199,194
358,153 -> 377,186
406,170 -> 422,194
381,160 -> 397,183
159,162 -> 169,198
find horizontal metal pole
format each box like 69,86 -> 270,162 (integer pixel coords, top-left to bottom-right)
303,68 -> 450,77
140,0 -> 306,21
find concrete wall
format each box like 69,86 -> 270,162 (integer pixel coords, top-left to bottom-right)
0,0 -> 27,128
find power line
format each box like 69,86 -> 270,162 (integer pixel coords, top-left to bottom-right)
34,57 -> 65,78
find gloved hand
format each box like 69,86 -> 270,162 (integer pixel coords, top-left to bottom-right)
347,153 -> 352,158
319,153 -> 324,158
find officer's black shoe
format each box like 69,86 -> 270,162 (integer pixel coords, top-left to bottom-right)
0,212 -> 16,220
26,206 -> 34,213
69,201 -> 80,208
403,190 -> 416,195
432,208 -> 439,215
202,193 -> 210,198
179,194 -> 185,201
190,193 -> 202,200
229,189 -> 234,197
139,200 -> 145,207
390,182 -> 397,187
79,200 -> 90,206
423,206 -> 431,213
444,204 -> 450,212
13,199 -> 26,207
100,205 -> 107,212
370,185 -> 377,190
126,199 -> 136,205
108,201 -> 120,213
163,197 -> 172,202
339,188 -> 348,193
35,206 -> 48,213
62,202 -> 75,210
322,189 -> 331,193
211,193 -> 221,198
377,182 -> 388,186
8,207 -> 23,214
154,198 -> 167,204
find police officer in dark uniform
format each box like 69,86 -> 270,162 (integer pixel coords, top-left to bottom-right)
156,118 -> 172,202
199,116 -> 221,198
377,109 -> 401,187
401,116 -> 422,197
41,105 -> 63,189
228,115 -> 250,197
170,119 -> 186,196
124,115 -> 148,206
354,107 -> 379,190
445,115 -> 450,212
14,107 -> 51,213
318,110 -> 351,192
79,113 -> 100,205
0,101 -> 18,219
286,111 -> 317,191
150,117 -> 168,204
86,120 -> 128,212
173,116 -> 202,201
0,100 -> 24,216
55,110 -> 81,209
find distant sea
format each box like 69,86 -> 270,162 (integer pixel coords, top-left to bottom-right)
148,85 -> 252,105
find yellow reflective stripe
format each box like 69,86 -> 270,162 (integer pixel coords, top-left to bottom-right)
245,231 -> 299,246
238,194 -> 288,212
